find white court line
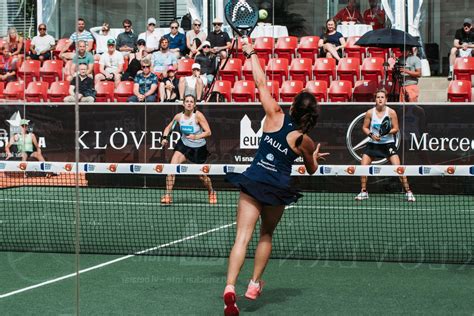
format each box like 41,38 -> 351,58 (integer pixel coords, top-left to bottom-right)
0,222 -> 236,299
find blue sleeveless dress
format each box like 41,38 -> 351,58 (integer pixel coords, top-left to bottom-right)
226,114 -> 303,206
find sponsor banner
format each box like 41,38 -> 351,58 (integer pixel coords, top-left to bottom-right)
1,103 -> 473,164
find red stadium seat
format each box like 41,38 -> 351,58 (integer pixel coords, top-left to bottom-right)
275,36 -> 298,61
280,80 -> 304,102
18,60 -> 41,85
297,36 -> 320,63
114,81 -> 134,102
253,37 -> 274,64
24,39 -> 31,56
232,37 -> 253,64
361,57 -> 384,83
447,80 -> 472,102
93,60 -> 100,75
219,58 -> 242,86
305,80 -> 328,102
0,82 -> 4,99
95,81 -> 115,102
453,57 -> 474,82
266,58 -> 289,85
3,81 -> 25,100
289,58 -> 313,85
211,80 -> 232,102
328,80 -> 353,102
48,81 -> 70,102
25,81 -> 49,102
176,58 -> 194,78
367,47 -> 388,61
337,57 -> 360,85
344,36 -> 365,61
313,58 -> 336,85
353,80 -> 378,102
242,57 -> 265,81
53,38 -> 72,58
256,80 -> 280,101
40,60 -> 63,84
232,80 -> 256,102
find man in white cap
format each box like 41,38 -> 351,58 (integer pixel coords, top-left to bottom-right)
186,19 -> 207,58
195,40 -> 217,85
138,17 -> 163,53
178,63 -> 206,101
448,18 -> 474,80
95,39 -> 124,87
207,17 -> 232,63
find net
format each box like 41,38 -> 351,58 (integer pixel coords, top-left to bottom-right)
1,161 -> 474,264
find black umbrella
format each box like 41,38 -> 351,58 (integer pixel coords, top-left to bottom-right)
355,28 -> 420,48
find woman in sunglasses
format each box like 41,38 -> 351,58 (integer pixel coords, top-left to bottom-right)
194,40 -> 217,86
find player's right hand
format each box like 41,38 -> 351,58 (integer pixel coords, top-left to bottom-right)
161,139 -> 168,146
312,143 -> 330,162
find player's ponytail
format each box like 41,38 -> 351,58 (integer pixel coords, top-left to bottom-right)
290,91 -> 319,145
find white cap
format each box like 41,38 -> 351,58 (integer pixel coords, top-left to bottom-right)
202,41 -> 211,47
192,63 -> 201,70
213,17 -> 223,24
147,17 -> 157,25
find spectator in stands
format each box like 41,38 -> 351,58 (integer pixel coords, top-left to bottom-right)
398,47 -> 421,102
333,0 -> 364,24
151,37 -> 178,77
0,45 -> 17,82
64,40 -> 94,81
128,58 -> 158,102
116,19 -> 138,57
122,39 -> 148,81
363,0 -> 385,30
448,18 -> 474,80
159,66 -> 179,102
178,63 -> 205,101
138,18 -> 162,53
5,119 -> 46,162
164,20 -> 186,58
29,24 -> 56,61
194,41 -> 217,86
60,18 -> 94,62
207,17 -> 231,64
319,18 -> 346,62
3,27 -> 24,63
95,39 -> 124,87
64,63 -> 96,103
90,22 -> 115,60
186,19 -> 207,58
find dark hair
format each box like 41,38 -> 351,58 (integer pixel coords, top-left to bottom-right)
184,94 -> 196,103
78,18 -> 85,23
170,20 -> 179,27
324,18 -> 337,34
123,19 -> 132,26
290,92 -> 319,146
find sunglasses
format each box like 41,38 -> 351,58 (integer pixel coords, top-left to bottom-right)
194,24 -> 201,26
464,23 -> 471,28
170,26 -> 178,29
148,23 -> 156,26
202,45 -> 210,48
124,25 -> 131,28
39,28 -> 46,30
142,65 -> 150,68
213,23 -> 222,26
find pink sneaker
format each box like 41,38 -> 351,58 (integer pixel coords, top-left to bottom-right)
245,280 -> 264,300
223,285 -> 239,316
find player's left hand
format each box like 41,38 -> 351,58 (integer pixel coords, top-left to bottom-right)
185,134 -> 196,140
313,143 -> 330,162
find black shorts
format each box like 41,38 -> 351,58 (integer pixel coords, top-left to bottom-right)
174,139 -> 209,164
364,142 -> 398,159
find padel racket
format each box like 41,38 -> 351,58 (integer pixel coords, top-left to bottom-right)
378,116 -> 392,137
224,0 -> 259,37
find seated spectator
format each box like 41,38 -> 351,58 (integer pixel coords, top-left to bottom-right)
64,40 -> 94,81
95,39 -> 124,87
178,63 -> 205,101
116,19 -> 138,57
122,39 -> 148,81
60,18 -> 94,62
0,45 -> 17,82
90,22 -> 115,60
159,66 -> 179,102
151,37 -> 178,77
319,18 -> 346,62
164,20 -> 186,58
186,19 -> 207,58
138,17 -> 162,53
128,58 -> 158,102
399,47 -> 421,102
333,0 -> 364,24
5,119 -> 46,162
194,41 -> 217,85
207,18 -> 231,64
448,18 -> 474,80
363,0 -> 385,30
64,63 -> 96,103
3,27 -> 24,63
29,24 -> 56,61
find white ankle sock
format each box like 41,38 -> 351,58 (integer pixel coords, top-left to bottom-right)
249,280 -> 259,287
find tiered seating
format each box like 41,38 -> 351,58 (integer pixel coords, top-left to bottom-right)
297,36 -> 319,63
0,82 -> 4,99
275,36 -> 298,61
18,60 -> 41,85
313,58 -> 336,85
256,80 -> 280,101
353,80 -> 378,102
40,60 -> 63,84
453,57 -> 474,82
25,81 -> 49,102
344,36 -> 365,61
367,47 -> 388,61
253,37 -> 274,64
3,81 -> 25,100
447,80 -> 472,102
95,81 -> 115,102
361,57 -> 384,83
266,58 -> 289,85
114,81 -> 134,102
53,38 -> 72,58
176,58 -> 194,78
328,80 -> 352,102
243,58 -> 265,81
232,80 -> 255,102
48,81 -> 70,102
280,80 -> 304,102
305,80 -> 328,102
289,58 -> 312,85
219,58 -> 242,86
211,80 -> 232,102
337,58 -> 360,85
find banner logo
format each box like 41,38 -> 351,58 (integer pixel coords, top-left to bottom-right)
240,115 -> 265,149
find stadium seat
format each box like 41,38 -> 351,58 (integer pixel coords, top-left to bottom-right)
25,81 -> 49,102
176,58 -> 194,78
289,58 -> 313,85
211,80 -> 232,102
305,80 -> 328,102
453,57 -> 474,82
328,80 -> 353,102
3,81 -> 25,100
219,58 -> 242,86
93,60 -> 100,75
95,81 -> 115,102
256,80 -> 280,101
337,57 -> 360,85
361,57 -> 384,83
344,36 -> 365,61
266,58 -> 289,85
313,58 -> 336,85
232,37 -> 253,64
48,81 -> 70,102
275,36 -> 298,61
367,47 -> 388,61
40,60 -> 63,84
297,36 -> 320,63
0,82 -> 4,99
24,39 -> 31,56
232,80 -> 256,102
114,81 -> 134,102
353,80 -> 378,102
18,60 -> 41,85
280,80 -> 304,102
53,38 -> 72,58
242,57 -> 265,81
253,37 -> 274,64
447,80 -> 472,102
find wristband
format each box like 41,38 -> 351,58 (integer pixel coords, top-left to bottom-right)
368,132 -> 374,138
162,135 -> 168,140
244,50 -> 257,59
